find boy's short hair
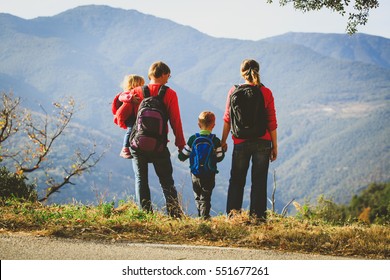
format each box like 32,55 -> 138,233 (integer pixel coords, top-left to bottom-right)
148,61 -> 171,79
198,111 -> 215,128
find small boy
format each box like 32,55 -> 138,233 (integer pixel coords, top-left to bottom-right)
179,111 -> 224,219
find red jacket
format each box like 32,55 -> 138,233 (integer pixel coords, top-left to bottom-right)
131,84 -> 186,150
112,91 -> 137,129
223,84 -> 277,144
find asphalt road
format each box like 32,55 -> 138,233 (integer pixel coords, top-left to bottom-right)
0,233 -> 350,260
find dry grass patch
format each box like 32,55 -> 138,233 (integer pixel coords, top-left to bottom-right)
0,199 -> 388,259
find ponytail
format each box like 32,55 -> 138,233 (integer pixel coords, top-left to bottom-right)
241,59 -> 261,86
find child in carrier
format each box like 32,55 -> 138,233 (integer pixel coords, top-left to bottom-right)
178,111 -> 225,219
112,74 -> 145,159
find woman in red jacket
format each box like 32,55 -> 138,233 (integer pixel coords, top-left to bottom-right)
221,58 -> 278,221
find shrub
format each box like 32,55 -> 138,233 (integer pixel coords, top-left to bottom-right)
293,196 -> 347,225
0,166 -> 37,201
99,202 -> 115,218
313,195 -> 347,225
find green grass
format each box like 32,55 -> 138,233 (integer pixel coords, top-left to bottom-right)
0,198 -> 389,259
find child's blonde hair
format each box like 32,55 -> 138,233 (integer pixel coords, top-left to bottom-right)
121,74 -> 145,91
198,111 -> 215,129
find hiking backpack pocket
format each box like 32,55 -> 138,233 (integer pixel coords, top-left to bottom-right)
130,86 -> 168,153
190,134 -> 216,176
230,84 -> 267,139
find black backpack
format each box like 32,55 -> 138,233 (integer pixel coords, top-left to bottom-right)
229,84 -> 267,139
129,85 -> 169,153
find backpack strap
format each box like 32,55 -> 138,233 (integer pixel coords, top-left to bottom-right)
192,133 -> 215,148
157,85 -> 168,99
195,133 -> 215,140
142,85 -> 168,99
142,85 -> 150,98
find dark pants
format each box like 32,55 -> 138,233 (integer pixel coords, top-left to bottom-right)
131,147 -> 182,217
191,174 -> 215,219
226,139 -> 271,219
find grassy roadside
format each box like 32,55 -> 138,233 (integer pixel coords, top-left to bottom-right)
0,199 -> 389,259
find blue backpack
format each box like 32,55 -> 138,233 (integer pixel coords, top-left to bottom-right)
190,133 -> 217,176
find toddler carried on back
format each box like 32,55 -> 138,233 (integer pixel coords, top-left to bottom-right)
112,74 -> 144,159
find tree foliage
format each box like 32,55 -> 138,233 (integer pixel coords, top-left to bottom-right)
0,166 -> 37,200
348,182 -> 390,224
268,0 -> 380,34
294,183 -> 390,225
0,92 -> 104,202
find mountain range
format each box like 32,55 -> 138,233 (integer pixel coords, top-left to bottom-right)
1,5 -> 389,215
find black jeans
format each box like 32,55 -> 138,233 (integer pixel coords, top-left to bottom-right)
226,139 -> 271,219
131,147 -> 182,217
191,173 -> 215,219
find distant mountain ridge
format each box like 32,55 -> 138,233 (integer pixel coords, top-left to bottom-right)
0,5 -> 389,215
264,32 -> 390,69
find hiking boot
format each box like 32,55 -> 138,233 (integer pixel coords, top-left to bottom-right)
119,147 -> 132,159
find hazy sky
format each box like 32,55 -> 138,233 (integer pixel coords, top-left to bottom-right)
0,0 -> 389,40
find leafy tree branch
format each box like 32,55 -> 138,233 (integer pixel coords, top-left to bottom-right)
267,0 -> 380,34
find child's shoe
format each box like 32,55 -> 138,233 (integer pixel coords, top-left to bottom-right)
119,147 -> 132,159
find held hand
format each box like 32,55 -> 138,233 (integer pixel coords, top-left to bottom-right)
221,142 -> 228,152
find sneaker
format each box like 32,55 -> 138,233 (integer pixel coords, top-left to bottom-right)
119,147 -> 132,159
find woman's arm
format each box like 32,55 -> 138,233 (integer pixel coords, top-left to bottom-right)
269,129 -> 278,162
221,121 -> 231,152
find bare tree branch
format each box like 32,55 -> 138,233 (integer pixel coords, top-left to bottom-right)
1,92 -> 106,203
0,92 -> 23,146
268,169 -> 277,213
39,144 -> 105,202
281,198 -> 295,217
17,98 -> 75,173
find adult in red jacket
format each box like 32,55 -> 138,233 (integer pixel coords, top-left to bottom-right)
221,58 -> 278,221
129,61 -> 185,218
